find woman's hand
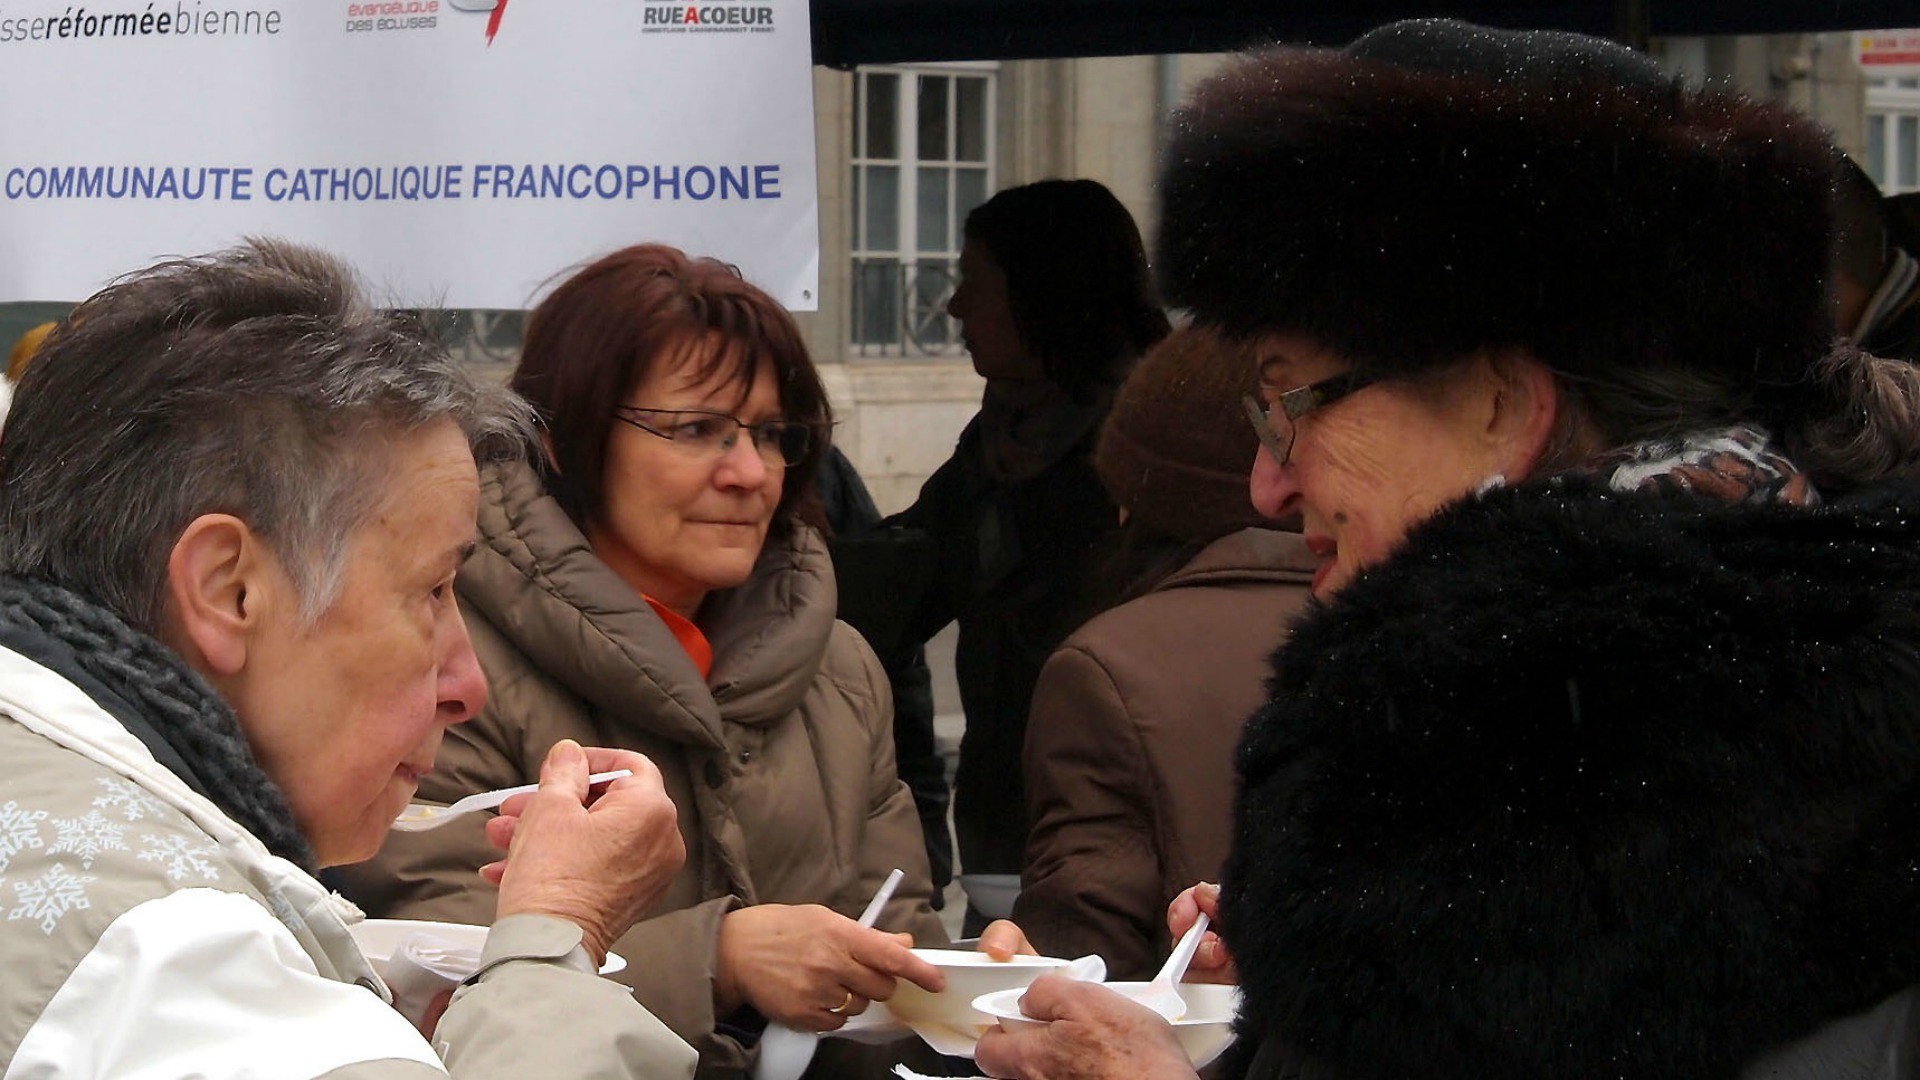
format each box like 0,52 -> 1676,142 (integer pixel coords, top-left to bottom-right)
715,904 -> 946,1031
974,974 -> 1196,1080
1168,883 -> 1237,985
977,919 -> 1037,961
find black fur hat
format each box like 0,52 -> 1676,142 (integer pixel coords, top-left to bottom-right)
1157,19 -> 1839,401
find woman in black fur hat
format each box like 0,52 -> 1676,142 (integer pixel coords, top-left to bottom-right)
975,18 -> 1920,1080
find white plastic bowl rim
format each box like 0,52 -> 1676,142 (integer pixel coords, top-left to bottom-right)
909,947 -> 1071,969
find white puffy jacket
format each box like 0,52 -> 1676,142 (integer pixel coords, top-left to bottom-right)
0,640 -> 695,1080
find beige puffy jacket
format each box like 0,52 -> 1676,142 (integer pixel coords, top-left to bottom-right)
342,460 -> 944,1076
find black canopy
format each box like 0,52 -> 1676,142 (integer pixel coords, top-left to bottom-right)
812,0 -> 1916,67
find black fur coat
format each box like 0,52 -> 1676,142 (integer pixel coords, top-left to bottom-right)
1223,478 -> 1920,1079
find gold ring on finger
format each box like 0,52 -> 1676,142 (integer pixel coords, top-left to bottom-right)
826,989 -> 854,1015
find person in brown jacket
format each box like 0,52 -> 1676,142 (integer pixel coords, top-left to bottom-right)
1013,325 -> 1316,979
338,245 -> 947,1077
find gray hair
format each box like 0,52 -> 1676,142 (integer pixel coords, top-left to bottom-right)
1543,344 -> 1920,493
0,238 -> 534,632
1784,344 -> 1920,490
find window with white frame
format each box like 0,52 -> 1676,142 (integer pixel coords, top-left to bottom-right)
850,65 -> 996,356
1866,75 -> 1920,194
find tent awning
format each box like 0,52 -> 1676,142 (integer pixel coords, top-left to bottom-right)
812,1 -> 1917,67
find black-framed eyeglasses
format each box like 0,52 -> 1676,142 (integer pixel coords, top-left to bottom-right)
614,407 -> 817,468
1242,371 -> 1378,466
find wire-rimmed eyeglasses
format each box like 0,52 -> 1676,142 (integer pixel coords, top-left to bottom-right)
614,406 -> 818,468
1242,370 -> 1378,466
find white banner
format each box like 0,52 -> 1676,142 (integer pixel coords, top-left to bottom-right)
0,0 -> 820,309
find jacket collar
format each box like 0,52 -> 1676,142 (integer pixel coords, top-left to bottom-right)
458,459 -> 834,749
1151,527 -> 1319,593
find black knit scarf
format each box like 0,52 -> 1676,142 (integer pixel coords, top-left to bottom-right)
0,576 -> 315,870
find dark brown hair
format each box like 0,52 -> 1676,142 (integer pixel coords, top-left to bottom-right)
510,244 -> 830,538
964,179 -> 1170,395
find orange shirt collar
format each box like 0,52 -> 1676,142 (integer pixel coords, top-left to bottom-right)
643,595 -> 714,681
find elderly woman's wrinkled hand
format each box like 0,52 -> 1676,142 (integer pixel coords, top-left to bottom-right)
479,740 -> 685,965
974,974 -> 1197,1080
713,903 -> 945,1030
1168,883 -> 1237,985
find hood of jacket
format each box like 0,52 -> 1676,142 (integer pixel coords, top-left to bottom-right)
1225,476 -> 1920,1079
456,458 -> 836,750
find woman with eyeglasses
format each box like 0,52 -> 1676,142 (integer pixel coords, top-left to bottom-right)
343,244 -> 947,1077
975,19 -> 1920,1080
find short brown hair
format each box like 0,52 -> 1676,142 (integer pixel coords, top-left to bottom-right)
511,244 -> 830,537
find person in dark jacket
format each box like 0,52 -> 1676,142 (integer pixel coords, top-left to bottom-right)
975,19 -> 1920,1080
847,178 -> 1170,932
817,445 -> 951,907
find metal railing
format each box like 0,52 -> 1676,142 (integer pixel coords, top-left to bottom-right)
849,257 -> 965,359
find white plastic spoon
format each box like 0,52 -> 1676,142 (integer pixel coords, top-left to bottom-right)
390,769 -> 631,832
754,868 -> 906,1080
1134,912 -> 1209,1022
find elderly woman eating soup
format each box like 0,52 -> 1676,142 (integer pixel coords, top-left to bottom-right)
0,241 -> 695,1078
976,19 -> 1920,1080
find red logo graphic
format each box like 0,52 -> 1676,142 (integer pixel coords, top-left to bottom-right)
446,0 -> 508,44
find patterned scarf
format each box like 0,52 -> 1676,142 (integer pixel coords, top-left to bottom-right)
1587,424 -> 1819,508
0,576 -> 314,870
